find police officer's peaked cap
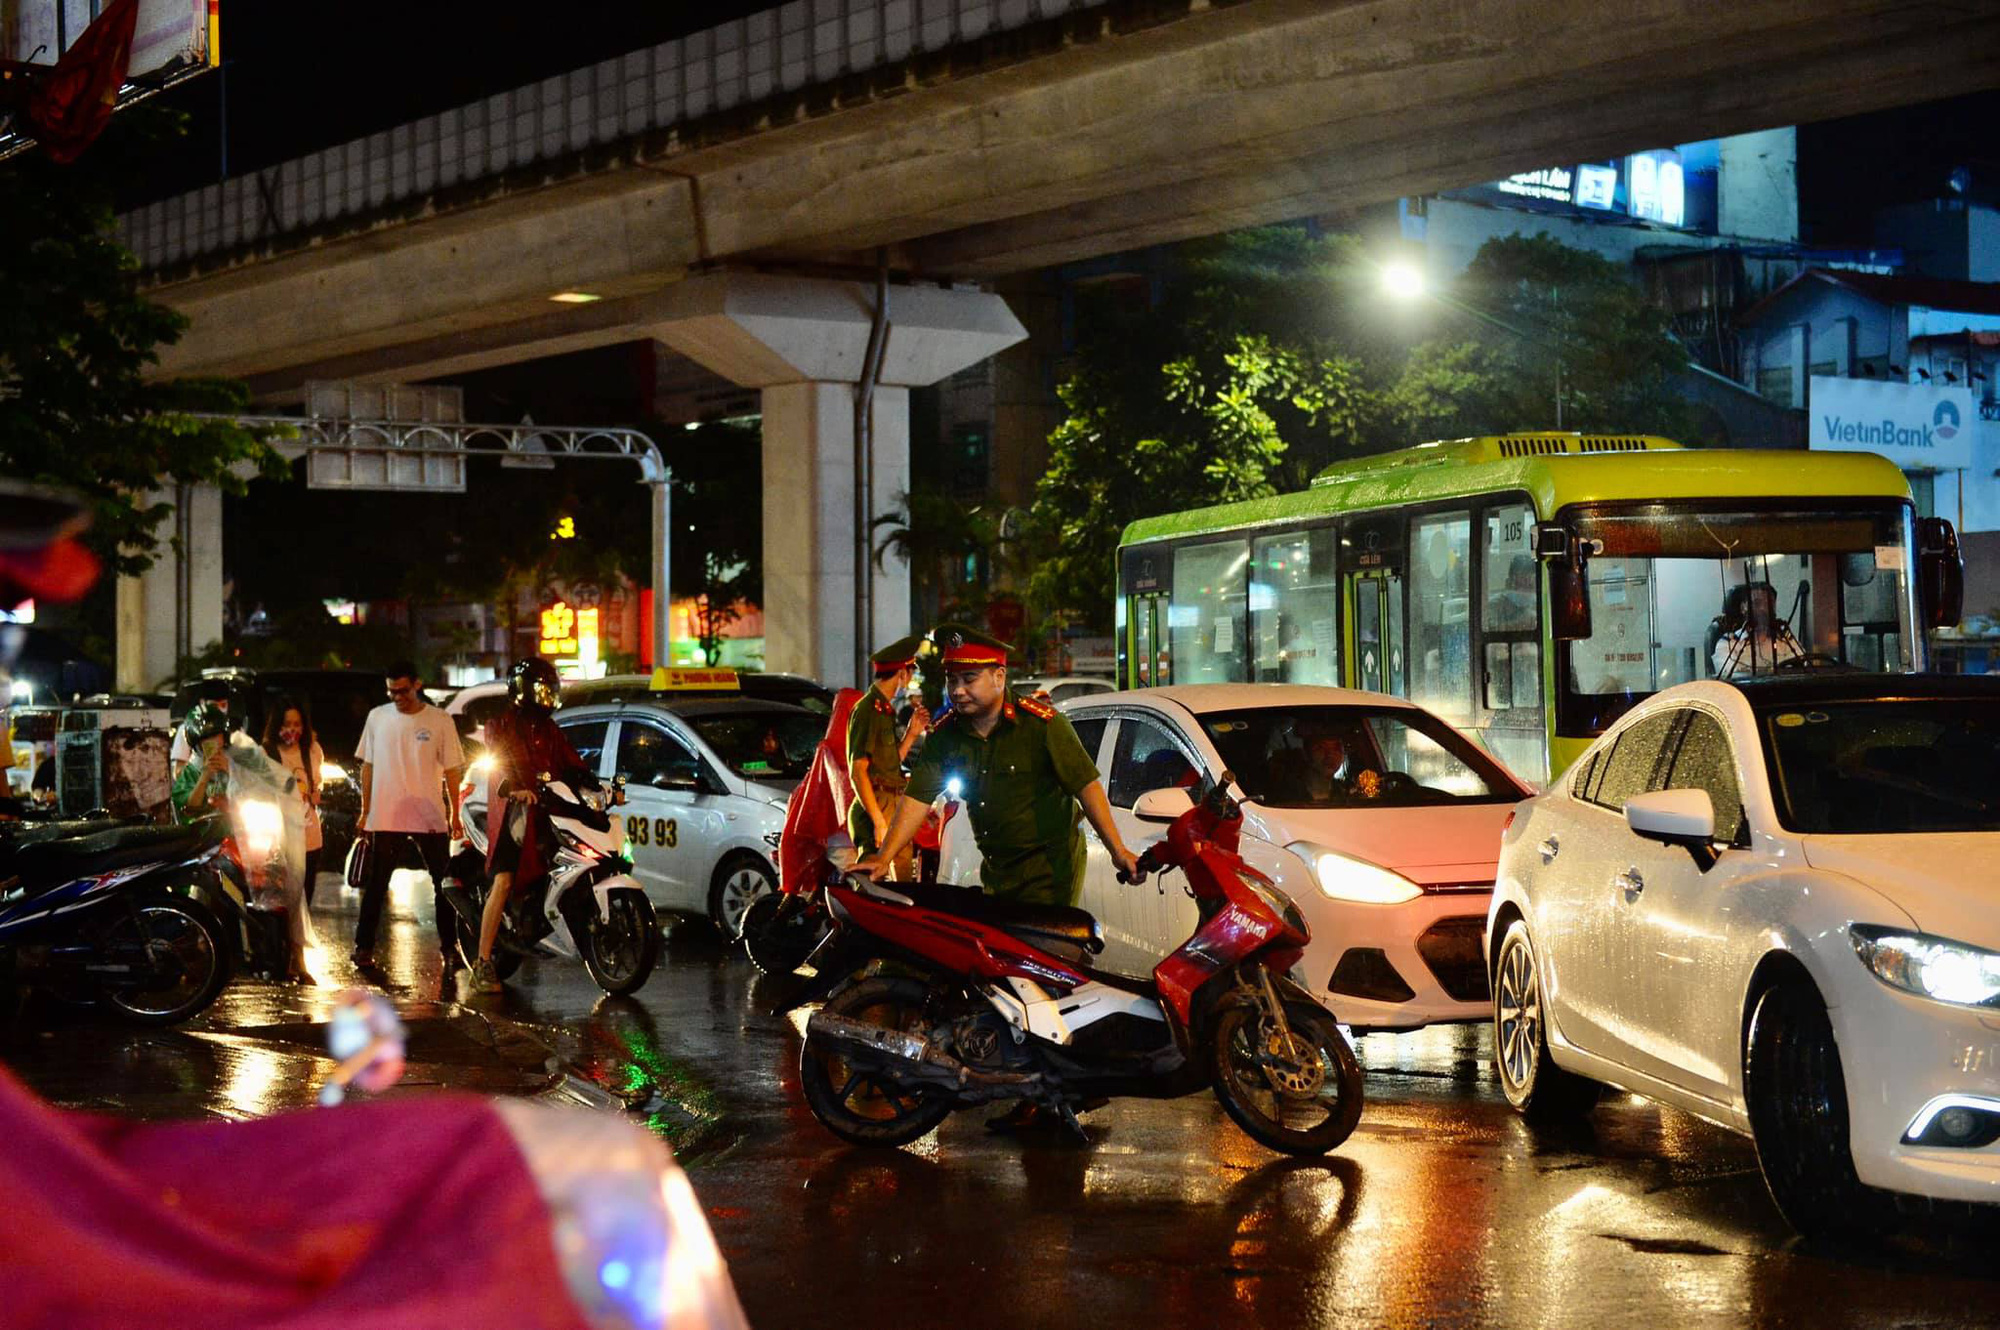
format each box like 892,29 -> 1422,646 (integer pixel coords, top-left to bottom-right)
931,622 -> 1011,668
868,634 -> 926,674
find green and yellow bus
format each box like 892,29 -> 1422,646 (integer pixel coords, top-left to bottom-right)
1115,433 -> 1964,784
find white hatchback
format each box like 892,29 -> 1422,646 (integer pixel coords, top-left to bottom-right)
939,684 -> 1530,1029
1490,674 -> 2000,1235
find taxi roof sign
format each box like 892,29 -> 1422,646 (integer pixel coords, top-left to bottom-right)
649,667 -> 740,692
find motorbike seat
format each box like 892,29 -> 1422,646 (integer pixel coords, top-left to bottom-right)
4,824 -> 212,887
896,880 -> 1103,955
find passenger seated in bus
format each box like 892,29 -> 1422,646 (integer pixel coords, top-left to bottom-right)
1487,555 -> 1538,632
1712,582 -> 1801,677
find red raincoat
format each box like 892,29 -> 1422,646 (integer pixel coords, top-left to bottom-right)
776,688 -> 861,895
0,1065 -> 591,1330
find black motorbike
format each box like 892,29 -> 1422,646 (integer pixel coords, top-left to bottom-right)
0,821 -> 233,1025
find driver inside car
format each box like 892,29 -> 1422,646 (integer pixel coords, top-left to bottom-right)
1269,720 -> 1357,804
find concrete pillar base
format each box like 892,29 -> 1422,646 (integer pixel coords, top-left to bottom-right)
115,484 -> 223,694
760,383 -> 910,679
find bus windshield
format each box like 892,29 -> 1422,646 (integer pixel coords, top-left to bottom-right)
1560,503 -> 1919,735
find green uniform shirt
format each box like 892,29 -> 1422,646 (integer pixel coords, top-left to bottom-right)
845,688 -> 906,851
905,698 -> 1101,905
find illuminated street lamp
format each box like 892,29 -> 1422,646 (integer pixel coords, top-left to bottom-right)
1380,261 -> 1427,302
1377,257 -> 1569,428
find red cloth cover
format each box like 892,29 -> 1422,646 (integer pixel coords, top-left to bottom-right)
483,708 -> 593,884
776,687 -> 861,895
0,1065 -> 591,1330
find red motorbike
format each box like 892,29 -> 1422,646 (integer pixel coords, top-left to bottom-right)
788,773 -> 1364,1155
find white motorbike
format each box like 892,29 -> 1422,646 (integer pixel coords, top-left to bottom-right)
445,771 -> 661,995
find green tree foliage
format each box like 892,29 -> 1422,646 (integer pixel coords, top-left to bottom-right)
0,113 -> 281,574
1387,234 -> 1696,441
1026,229 -> 1377,628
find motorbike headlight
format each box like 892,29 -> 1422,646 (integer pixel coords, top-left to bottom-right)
239,797 -> 284,857
1851,925 -> 2000,1008
1298,844 -> 1422,905
319,761 -> 349,786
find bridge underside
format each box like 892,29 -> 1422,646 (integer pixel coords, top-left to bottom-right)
148,0 -> 2000,397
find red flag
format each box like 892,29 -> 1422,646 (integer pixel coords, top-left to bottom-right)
24,0 -> 141,164
777,688 -> 861,894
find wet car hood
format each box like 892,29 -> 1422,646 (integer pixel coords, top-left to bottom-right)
1803,834 -> 2000,947
1247,800 -> 1510,886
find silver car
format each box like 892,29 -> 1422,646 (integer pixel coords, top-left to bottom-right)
464,697 -> 822,936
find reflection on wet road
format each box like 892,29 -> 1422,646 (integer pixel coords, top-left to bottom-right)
488,919 -> 2000,1330
9,871 -> 1998,1327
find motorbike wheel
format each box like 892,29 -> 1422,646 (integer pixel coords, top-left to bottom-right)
799,976 -> 953,1147
741,894 -> 825,976
99,892 -> 230,1027
1210,993 -> 1364,1156
581,891 -> 660,996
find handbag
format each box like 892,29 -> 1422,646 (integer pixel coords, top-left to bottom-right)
343,831 -> 370,892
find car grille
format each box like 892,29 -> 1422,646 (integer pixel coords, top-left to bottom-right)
1416,917 -> 1491,1002
1329,948 -> 1415,1003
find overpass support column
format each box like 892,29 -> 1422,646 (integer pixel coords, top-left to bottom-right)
115,483 -> 223,693
652,272 -> 1025,683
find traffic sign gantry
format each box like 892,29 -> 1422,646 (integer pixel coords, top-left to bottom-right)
222,404 -> 675,668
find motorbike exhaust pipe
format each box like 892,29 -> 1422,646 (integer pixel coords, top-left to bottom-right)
804,1011 -> 1040,1095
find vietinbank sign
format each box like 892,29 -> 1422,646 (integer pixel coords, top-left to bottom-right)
1809,376 -> 1976,471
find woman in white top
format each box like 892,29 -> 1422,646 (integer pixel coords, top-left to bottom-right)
262,699 -> 324,982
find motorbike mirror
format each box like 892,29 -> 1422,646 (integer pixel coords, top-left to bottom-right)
1133,787 -> 1195,822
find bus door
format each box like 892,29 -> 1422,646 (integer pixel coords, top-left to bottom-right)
1130,593 -> 1170,687
1347,568 -> 1405,697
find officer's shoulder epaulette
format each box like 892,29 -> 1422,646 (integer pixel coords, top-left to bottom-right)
1016,692 -> 1058,722
869,693 -> 892,715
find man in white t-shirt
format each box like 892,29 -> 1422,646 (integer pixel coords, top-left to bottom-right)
352,660 -> 466,972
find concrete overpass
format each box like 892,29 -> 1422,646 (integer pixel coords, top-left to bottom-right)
130,0 -> 2000,391
116,0 -> 2000,687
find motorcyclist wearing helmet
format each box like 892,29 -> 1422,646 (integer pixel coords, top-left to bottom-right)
171,702 -> 234,821
470,658 -> 601,993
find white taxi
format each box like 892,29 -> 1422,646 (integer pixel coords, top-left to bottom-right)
940,684 -> 1531,1029
462,689 -> 825,937
1491,673 -> 2000,1236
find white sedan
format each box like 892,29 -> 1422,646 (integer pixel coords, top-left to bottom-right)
940,684 -> 1531,1029
1490,674 -> 2000,1236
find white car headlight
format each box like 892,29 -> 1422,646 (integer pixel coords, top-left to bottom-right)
1851,925 -> 2000,1008
1293,843 -> 1423,905
319,761 -> 349,786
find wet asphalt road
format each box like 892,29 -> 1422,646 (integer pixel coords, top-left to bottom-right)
9,873 -> 2000,1328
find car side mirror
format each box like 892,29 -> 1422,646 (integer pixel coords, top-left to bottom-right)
1133,787 -> 1195,822
650,772 -> 700,792
1625,788 -> 1718,870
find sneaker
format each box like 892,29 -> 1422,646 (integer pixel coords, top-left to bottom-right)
469,957 -> 503,994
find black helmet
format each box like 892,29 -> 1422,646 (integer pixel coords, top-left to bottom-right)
508,658 -> 562,713
182,700 -> 232,745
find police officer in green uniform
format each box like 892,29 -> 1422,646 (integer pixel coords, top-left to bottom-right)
847,633 -> 929,880
857,624 -> 1139,906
